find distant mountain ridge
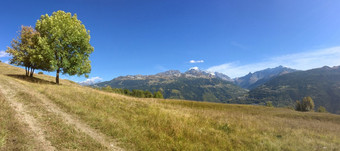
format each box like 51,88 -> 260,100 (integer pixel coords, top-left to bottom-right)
94,68 -> 246,103
110,66 -> 296,86
94,66 -> 298,103
234,66 -> 298,89
112,67 -> 233,82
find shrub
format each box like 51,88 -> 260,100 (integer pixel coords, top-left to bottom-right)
266,101 -> 273,107
295,96 -> 314,112
317,106 -> 327,113
38,72 -> 44,74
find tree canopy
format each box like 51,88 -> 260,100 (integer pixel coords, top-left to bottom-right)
35,10 -> 94,84
6,26 -> 53,77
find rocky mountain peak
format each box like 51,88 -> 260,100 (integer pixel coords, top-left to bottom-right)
234,65 -> 298,89
156,70 -> 181,77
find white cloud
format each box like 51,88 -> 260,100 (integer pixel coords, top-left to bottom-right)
189,66 -> 199,70
0,51 -> 9,58
207,46 -> 340,78
190,60 -> 204,63
79,77 -> 103,85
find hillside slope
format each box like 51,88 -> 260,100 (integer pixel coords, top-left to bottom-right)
1,63 -> 340,150
249,66 -> 340,114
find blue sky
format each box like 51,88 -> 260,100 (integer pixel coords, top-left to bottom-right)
1,0 -> 340,83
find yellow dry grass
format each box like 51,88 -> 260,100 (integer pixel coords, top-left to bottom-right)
1,62 -> 340,150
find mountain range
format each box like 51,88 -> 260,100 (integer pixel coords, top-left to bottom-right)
93,65 -> 297,90
94,68 -> 247,103
93,65 -> 340,114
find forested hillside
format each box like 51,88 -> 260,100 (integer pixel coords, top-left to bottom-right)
248,66 -> 340,114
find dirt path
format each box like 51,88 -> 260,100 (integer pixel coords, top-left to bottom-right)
1,77 -> 123,151
0,81 -> 56,151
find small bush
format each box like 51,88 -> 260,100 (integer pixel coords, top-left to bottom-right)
266,101 -> 273,107
38,72 -> 43,74
317,106 -> 327,113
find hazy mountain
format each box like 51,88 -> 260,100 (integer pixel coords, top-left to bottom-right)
234,66 -> 298,89
94,68 -> 247,103
248,66 -> 340,114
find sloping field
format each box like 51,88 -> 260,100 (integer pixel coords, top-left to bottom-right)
0,62 -> 340,150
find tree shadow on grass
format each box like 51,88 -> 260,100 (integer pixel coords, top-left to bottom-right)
6,74 -> 56,85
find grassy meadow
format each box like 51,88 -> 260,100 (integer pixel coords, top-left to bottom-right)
1,62 -> 340,150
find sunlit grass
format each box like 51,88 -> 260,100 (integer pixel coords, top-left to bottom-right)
1,62 -> 340,150
27,80 -> 340,150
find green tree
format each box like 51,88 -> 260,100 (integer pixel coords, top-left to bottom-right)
36,10 -> 94,84
144,90 -> 153,98
103,86 -> 112,91
302,96 -> 314,111
112,88 -> 124,94
295,100 -> 302,111
295,96 -> 315,112
6,26 -> 53,77
154,91 -> 164,99
123,89 -> 131,95
317,106 -> 327,113
132,90 -> 145,98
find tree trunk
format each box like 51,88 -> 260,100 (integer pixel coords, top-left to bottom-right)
25,67 -> 28,76
30,68 -> 34,77
56,68 -> 60,84
27,67 -> 30,77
